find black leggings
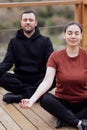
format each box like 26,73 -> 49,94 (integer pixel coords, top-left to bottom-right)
40,93 -> 87,127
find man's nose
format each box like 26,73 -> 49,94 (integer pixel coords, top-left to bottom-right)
26,20 -> 30,23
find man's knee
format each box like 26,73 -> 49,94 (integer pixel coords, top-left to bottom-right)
0,73 -> 7,85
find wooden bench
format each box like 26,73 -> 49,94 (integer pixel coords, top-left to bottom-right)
0,87 -> 77,130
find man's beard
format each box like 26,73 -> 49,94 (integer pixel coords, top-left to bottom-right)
24,29 -> 33,34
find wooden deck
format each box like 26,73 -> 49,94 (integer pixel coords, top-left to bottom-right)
0,87 -> 77,130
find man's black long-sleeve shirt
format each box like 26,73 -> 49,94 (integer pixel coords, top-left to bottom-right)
0,27 -> 54,79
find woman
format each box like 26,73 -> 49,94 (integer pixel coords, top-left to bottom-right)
19,21 -> 87,130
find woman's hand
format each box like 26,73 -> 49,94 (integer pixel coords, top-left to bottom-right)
19,98 -> 34,109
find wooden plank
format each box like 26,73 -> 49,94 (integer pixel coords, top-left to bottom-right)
0,122 -> 6,130
0,88 -> 56,130
0,88 -> 77,130
0,106 -> 21,130
14,104 -> 55,130
0,0 -> 81,8
0,93 -> 37,130
0,88 -> 8,95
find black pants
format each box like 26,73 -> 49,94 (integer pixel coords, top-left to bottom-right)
40,93 -> 87,127
0,73 -> 55,98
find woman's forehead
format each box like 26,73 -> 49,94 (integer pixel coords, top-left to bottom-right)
66,25 -> 81,32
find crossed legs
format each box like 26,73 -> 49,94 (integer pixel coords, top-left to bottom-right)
40,93 -> 87,128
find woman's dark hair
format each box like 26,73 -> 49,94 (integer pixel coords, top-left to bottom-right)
64,21 -> 82,33
21,10 -> 37,20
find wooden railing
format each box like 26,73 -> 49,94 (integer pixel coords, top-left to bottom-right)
0,0 -> 87,49
0,0 -> 81,8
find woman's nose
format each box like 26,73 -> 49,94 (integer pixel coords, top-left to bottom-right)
71,33 -> 76,38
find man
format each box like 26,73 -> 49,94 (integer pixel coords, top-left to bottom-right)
0,10 -> 54,103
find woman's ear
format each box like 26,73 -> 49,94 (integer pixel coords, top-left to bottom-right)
80,35 -> 82,40
80,33 -> 83,40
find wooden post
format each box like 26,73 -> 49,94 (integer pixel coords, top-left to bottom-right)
74,0 -> 83,46
75,0 -> 87,49
74,0 -> 82,23
81,0 -> 87,49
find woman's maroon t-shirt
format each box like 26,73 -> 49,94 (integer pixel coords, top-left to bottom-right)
47,48 -> 87,103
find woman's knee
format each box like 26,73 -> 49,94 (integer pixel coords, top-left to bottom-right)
40,93 -> 53,107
